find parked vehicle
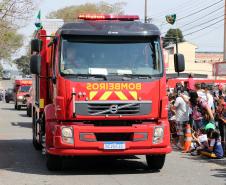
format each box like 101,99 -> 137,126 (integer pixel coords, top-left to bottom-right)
5,88 -> 14,103
13,79 -> 32,110
30,14 -> 185,171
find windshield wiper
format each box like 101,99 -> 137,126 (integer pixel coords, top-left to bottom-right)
120,74 -> 152,79
62,73 -> 108,80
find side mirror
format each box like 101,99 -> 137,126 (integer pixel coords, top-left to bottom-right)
174,54 -> 185,73
30,55 -> 41,75
31,39 -> 42,53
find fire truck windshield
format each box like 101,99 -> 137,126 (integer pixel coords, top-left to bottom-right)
60,38 -> 163,79
18,85 -> 31,93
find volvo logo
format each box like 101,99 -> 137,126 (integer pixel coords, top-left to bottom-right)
109,105 -> 118,114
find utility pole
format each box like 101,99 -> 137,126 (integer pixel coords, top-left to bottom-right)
224,0 -> 226,61
144,0 -> 148,23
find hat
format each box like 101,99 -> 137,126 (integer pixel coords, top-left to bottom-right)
205,123 -> 216,131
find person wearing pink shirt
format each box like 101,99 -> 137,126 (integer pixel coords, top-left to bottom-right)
188,73 -> 195,91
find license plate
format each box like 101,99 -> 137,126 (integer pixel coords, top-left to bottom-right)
104,142 -> 126,150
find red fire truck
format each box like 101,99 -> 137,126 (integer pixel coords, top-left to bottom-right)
167,78 -> 226,89
30,14 -> 185,171
14,79 -> 32,110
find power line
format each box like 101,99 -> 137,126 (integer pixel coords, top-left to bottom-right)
160,0 -> 224,35
188,23 -> 223,40
182,14 -> 224,33
177,0 -> 223,21
184,18 -> 224,37
161,16 -> 223,36
152,0 -> 203,18
160,0 -> 223,27
161,7 -> 223,34
178,5 -> 224,29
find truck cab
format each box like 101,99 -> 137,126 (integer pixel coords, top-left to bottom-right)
14,79 -> 32,110
30,14 -> 185,171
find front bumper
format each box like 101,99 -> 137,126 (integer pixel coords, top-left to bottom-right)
47,146 -> 172,156
5,96 -> 14,101
46,121 -> 172,156
17,99 -> 27,106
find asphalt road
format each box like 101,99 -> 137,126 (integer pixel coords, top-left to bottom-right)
0,102 -> 225,185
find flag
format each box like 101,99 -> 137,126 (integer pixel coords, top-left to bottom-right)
165,14 -> 176,25
35,10 -> 43,29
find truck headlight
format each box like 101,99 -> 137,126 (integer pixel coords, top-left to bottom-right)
17,96 -> 23,99
61,127 -> 74,144
153,126 -> 164,144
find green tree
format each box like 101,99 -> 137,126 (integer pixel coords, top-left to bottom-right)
0,28 -> 23,59
163,28 -> 184,48
47,1 -> 126,21
0,0 -> 35,60
0,0 -> 35,30
14,55 -> 30,75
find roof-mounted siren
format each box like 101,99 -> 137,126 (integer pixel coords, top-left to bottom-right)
78,14 -> 140,21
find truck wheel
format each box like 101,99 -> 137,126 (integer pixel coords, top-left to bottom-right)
146,154 -> 166,171
46,154 -> 63,171
32,138 -> 42,150
32,125 -> 42,150
28,106 -> 32,117
32,111 -> 42,150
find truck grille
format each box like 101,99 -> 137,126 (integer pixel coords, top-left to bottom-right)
88,103 -> 140,115
95,133 -> 133,141
75,101 -> 152,116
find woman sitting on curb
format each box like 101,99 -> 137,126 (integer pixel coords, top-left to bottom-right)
191,126 -> 224,159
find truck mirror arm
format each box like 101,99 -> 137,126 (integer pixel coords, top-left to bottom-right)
52,76 -> 56,84
38,75 -> 52,79
38,75 -> 56,83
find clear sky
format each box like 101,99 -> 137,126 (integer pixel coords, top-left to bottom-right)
18,0 -> 224,56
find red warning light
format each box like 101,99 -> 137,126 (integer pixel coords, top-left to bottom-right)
78,14 -> 139,21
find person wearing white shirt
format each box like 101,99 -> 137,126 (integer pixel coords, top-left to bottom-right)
171,88 -> 190,149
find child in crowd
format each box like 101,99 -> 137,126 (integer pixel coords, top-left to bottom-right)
191,127 -> 224,159
191,128 -> 208,155
203,128 -> 224,159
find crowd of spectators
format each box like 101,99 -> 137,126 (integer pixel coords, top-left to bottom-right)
168,76 -> 226,159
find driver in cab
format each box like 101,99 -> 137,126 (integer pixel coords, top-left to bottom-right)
61,45 -> 85,74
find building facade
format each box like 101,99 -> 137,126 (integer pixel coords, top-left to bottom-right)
195,52 -> 223,63
164,42 -> 223,78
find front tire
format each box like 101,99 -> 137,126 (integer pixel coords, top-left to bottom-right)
32,110 -> 42,150
146,154 -> 166,171
46,154 -> 63,171
27,106 -> 32,117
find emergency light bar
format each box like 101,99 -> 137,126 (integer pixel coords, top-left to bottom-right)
78,14 -> 140,21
